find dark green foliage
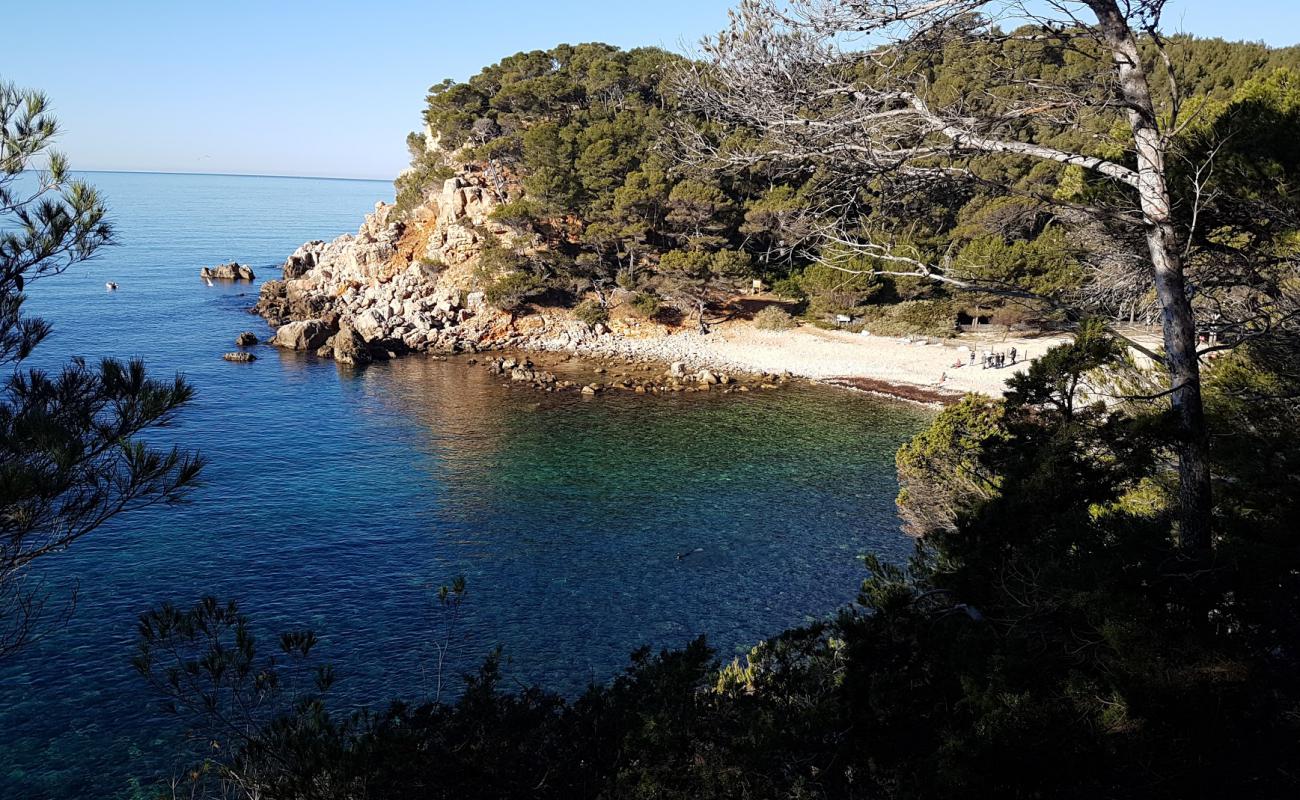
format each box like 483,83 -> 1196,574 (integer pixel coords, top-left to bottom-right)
0,80 -> 202,659
628,291 -> 661,318
657,248 -> 751,331
572,298 -> 609,326
404,37 -> 1300,329
484,271 -> 543,312
408,44 -> 769,319
1004,317 -> 1122,418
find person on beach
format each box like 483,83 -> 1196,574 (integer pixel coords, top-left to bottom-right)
1010,346 -> 1017,364
969,350 -> 976,365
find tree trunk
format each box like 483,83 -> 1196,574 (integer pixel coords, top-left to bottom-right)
1088,1 -> 1212,552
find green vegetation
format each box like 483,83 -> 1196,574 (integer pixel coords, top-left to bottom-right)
396,38 -> 1300,335
752,304 -> 796,331
627,291 -> 661,318
572,297 -> 609,326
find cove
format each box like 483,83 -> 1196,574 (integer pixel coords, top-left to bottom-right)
0,172 -> 931,797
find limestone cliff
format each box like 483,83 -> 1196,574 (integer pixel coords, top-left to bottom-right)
254,163 -> 600,360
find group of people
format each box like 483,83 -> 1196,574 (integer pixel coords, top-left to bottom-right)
953,346 -> 1021,369
979,347 -> 1018,369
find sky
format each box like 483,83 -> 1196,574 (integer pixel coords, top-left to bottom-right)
3,0 -> 1298,181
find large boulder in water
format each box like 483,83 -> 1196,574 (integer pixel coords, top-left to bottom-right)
202,262 -> 255,281
332,320 -> 371,367
272,319 -> 332,351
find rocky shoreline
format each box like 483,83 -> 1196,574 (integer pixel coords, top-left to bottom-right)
241,163 -> 1001,406
250,167 -> 626,364
243,165 -> 807,396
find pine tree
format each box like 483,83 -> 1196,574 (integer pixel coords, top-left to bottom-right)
0,79 -> 203,659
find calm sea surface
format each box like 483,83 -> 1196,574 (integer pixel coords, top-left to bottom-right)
0,171 -> 931,798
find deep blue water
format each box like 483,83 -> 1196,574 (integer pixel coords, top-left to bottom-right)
0,171 -> 931,798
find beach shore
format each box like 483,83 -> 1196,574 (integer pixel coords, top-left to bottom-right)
544,319 -> 1076,402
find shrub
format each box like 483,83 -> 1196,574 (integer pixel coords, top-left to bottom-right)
798,260 -> 884,315
615,267 -> 640,291
573,299 -> 610,326
393,144 -> 454,218
488,198 -> 541,228
753,305 -> 796,330
853,299 -> 959,337
484,272 -> 543,311
629,292 -> 661,318
770,276 -> 805,300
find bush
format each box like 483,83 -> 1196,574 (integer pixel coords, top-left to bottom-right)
798,260 -> 884,315
629,292 -> 661,318
852,300 -> 959,337
770,276 -> 805,300
573,298 -> 610,326
484,272 -> 543,311
753,305 -> 796,330
488,198 -> 541,228
393,148 -> 454,218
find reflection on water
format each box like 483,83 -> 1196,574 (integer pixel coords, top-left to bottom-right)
0,171 -> 933,798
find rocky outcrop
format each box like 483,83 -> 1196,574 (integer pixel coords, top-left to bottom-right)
253,162 -> 574,364
223,351 -> 256,362
235,332 -> 259,346
332,320 -> 371,367
203,262 -> 255,281
272,319 -> 332,351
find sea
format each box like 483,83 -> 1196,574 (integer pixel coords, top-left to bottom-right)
0,171 -> 931,798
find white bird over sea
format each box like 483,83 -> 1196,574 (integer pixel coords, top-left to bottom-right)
204,275 -> 214,287
105,282 -> 118,291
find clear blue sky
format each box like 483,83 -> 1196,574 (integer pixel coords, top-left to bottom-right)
4,0 -> 1298,180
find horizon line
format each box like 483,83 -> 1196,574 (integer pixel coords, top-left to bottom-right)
73,168 -> 394,184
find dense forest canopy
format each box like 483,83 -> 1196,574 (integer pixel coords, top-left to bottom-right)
395,35 -> 1300,335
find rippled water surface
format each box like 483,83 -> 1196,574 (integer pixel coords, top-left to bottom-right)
0,172 -> 931,798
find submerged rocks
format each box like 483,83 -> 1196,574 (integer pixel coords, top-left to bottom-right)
485,355 -> 556,388
272,319 -> 333,351
223,351 -> 256,363
202,262 -> 255,281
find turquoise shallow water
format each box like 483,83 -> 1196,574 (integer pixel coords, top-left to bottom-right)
0,171 -> 931,798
